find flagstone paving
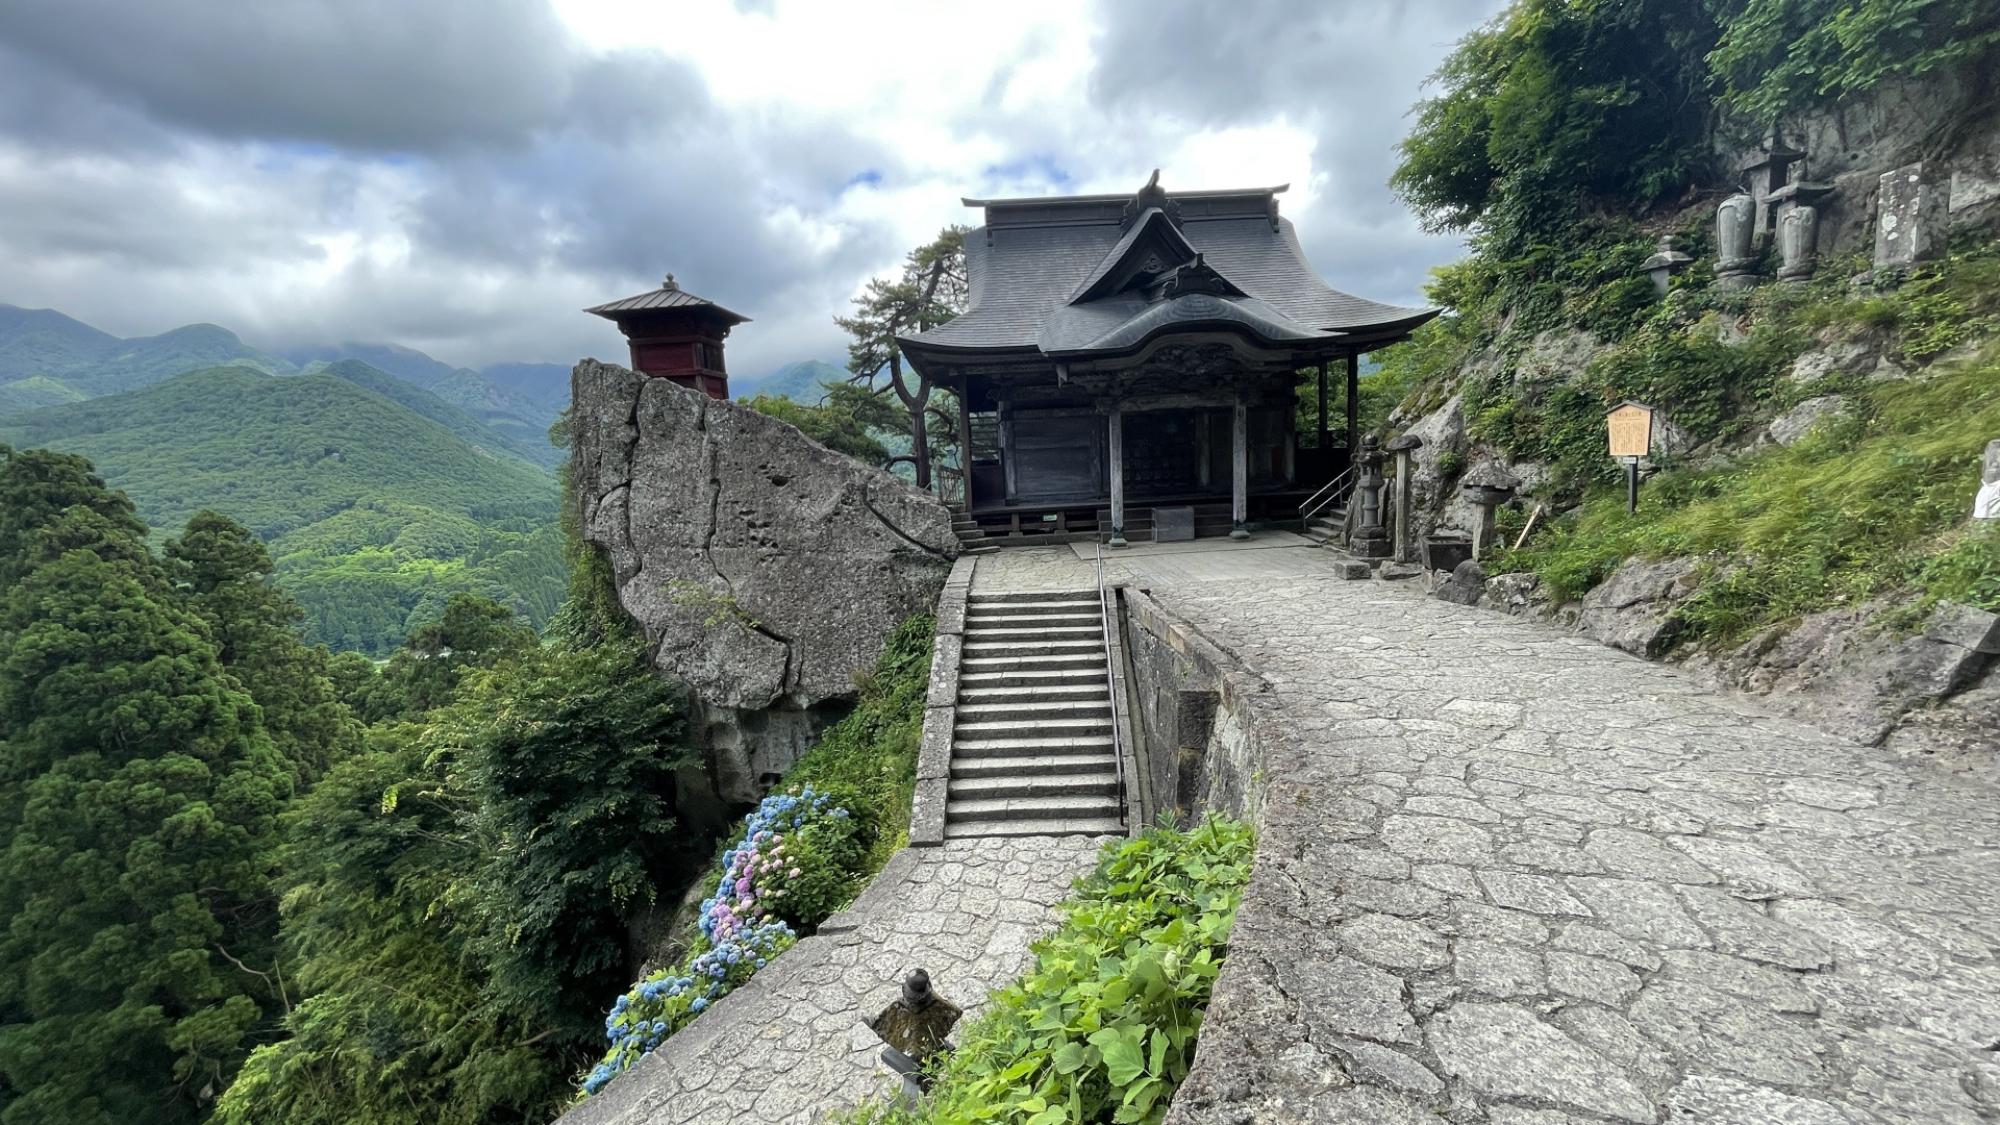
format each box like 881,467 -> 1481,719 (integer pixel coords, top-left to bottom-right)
1132,555 -> 2000,1124
561,835 -> 1104,1125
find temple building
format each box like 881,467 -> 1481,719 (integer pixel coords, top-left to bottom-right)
898,173 -> 1437,543
585,275 -> 748,401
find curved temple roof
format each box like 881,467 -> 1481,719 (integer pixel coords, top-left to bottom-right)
899,175 -> 1436,372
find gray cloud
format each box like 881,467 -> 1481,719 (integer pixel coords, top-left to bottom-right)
0,0 -> 1498,375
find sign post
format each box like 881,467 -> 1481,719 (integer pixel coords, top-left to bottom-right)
1605,402 -> 1655,514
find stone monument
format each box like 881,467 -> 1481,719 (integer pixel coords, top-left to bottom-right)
1639,235 -> 1693,295
1874,162 -> 1949,279
1351,435 -> 1391,560
1460,462 -> 1521,561
1976,439 -> 2000,521
1777,204 -> 1820,282
1385,434 -> 1423,563
1714,193 -> 1759,288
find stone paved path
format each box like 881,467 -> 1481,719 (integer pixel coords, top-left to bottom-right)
564,836 -> 1104,1125
1131,554 -> 2000,1124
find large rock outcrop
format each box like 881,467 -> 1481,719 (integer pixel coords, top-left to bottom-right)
571,359 -> 955,805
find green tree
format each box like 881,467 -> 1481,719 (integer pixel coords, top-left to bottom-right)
0,448 -> 290,1125
835,227 -> 969,491
742,381 -> 903,466
168,510 -> 363,784
374,593 -> 539,719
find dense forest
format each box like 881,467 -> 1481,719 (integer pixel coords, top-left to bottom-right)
0,364 -> 566,656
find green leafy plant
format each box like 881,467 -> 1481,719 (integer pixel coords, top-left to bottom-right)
846,816 -> 1254,1125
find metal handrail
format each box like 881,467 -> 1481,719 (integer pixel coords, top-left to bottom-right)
1300,465 -> 1357,524
1095,541 -> 1128,827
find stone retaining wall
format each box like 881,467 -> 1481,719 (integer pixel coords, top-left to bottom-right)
1118,589 -> 1268,826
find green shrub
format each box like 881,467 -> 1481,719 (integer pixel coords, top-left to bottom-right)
849,816 -> 1254,1125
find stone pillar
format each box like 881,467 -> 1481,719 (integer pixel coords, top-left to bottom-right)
1230,400 -> 1249,539
1351,435 -> 1390,559
1715,192 -> 1759,288
1777,205 -> 1819,283
1386,434 -> 1422,563
1874,162 -> 1948,280
1108,406 -> 1127,548
999,402 -> 1018,503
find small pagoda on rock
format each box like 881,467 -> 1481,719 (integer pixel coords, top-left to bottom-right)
585,275 -> 749,401
897,172 -> 1436,542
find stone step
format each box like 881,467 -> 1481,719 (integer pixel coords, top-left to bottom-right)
942,816 -> 1126,840
947,771 -> 1120,800
950,751 -> 1118,776
953,719 -> 1112,743
959,683 -> 1107,703
960,668 -> 1107,688
966,598 -> 1100,614
968,589 -> 1097,605
961,640 -> 1107,658
960,648 -> 1104,664
956,701 -> 1111,724
963,611 -> 1101,628
963,623 -> 1102,639
945,794 -> 1125,822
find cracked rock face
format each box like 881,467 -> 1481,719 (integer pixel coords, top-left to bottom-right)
571,359 -> 955,799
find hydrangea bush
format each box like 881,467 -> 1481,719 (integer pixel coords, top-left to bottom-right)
580,786 -> 863,1096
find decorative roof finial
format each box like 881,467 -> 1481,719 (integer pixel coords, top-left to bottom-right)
663,273 -> 678,291
1122,168 -> 1180,230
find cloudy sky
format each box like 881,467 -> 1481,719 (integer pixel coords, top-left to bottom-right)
0,0 -> 1504,378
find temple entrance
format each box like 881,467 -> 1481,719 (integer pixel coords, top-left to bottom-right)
1123,408 -> 1206,500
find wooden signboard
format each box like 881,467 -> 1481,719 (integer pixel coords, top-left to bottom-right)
1606,402 -> 1655,459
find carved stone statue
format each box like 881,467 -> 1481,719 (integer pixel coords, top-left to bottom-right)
1715,193 -> 1759,289
869,968 -> 962,1068
1777,205 -> 1819,282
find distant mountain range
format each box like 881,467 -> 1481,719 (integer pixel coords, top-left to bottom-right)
0,301 -> 845,651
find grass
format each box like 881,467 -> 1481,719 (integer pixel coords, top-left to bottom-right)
1495,346 -> 2000,645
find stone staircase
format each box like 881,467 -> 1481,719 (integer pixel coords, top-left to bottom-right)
945,590 -> 1125,839
1302,503 -> 1347,546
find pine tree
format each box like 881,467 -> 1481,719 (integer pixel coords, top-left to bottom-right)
0,448 -> 290,1125
167,510 -> 363,785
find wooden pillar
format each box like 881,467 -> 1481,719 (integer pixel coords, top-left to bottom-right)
955,376 -> 972,510
1345,351 -> 1360,468
1108,406 -> 1127,547
999,401 -> 1018,503
1283,425 -> 1296,485
1197,411 -> 1212,488
1316,361 -> 1330,453
1230,400 -> 1249,539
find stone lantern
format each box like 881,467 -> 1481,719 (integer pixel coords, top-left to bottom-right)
1639,235 -> 1693,295
1459,462 -> 1520,561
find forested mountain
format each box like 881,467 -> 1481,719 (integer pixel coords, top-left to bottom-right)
0,364 -> 564,654
283,343 -> 565,464
0,305 -> 289,398
743,358 -> 846,402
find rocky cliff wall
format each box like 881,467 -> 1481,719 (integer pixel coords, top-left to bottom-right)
571,359 -> 955,806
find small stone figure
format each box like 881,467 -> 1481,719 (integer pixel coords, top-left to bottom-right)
1975,439 -> 2000,521
1714,193 -> 1759,289
1639,235 -> 1693,295
1777,205 -> 1819,282
1352,435 -> 1391,559
869,968 -> 962,1098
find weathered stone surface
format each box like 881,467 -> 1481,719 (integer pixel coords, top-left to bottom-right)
1433,559 -> 1486,606
561,837 -> 1102,1125
1429,1004 -> 1654,1122
1576,557 -> 1700,656
1768,394 -> 1850,445
1480,571 -> 1543,616
571,359 -> 955,800
1874,161 -> 1948,271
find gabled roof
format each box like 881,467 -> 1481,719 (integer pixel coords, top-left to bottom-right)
900,175 -> 1435,369
586,276 -> 750,324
